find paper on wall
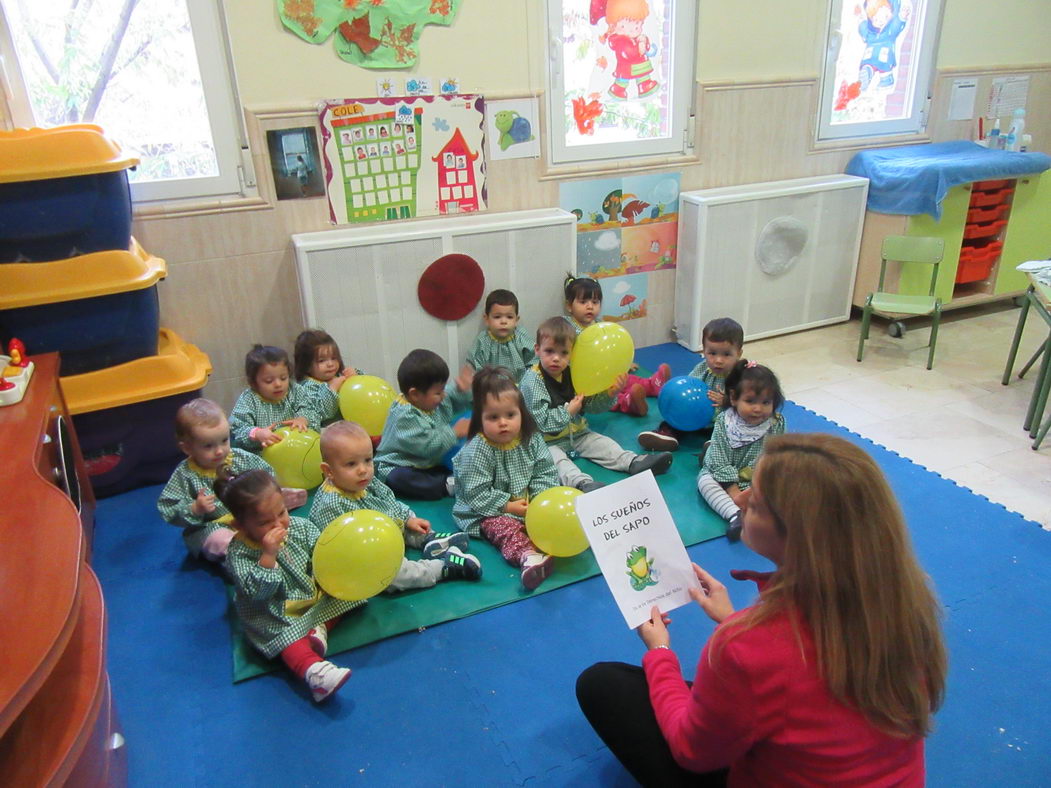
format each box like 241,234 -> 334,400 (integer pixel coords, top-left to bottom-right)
575,471 -> 700,629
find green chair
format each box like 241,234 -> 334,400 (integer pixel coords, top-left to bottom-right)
856,235 -> 945,370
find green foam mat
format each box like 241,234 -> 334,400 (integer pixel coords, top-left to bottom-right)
229,408 -> 726,682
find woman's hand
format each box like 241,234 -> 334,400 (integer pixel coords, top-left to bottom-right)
636,605 -> 672,650
690,564 -> 735,623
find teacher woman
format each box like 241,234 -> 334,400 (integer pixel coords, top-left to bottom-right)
576,433 -> 946,786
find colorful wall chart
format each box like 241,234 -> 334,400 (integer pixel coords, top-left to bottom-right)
318,95 -> 486,225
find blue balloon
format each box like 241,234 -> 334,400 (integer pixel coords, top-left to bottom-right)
442,410 -> 472,469
657,376 -> 714,431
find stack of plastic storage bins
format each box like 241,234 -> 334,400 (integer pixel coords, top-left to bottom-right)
956,179 -> 1014,285
0,124 -> 211,497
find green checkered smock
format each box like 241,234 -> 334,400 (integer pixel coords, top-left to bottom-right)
519,365 -> 613,450
229,383 -> 321,451
564,316 -> 587,335
308,479 -> 413,531
156,449 -> 274,557
226,515 -> 365,659
689,360 -> 729,415
702,411 -> 786,489
373,384 -> 471,480
300,377 -> 341,426
465,329 -> 536,381
451,432 -> 560,535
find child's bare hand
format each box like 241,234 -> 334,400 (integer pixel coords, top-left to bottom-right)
707,389 -> 722,405
566,394 -> 585,416
192,489 -> 216,516
344,367 -> 360,377
453,418 -> 470,438
629,362 -> 639,373
284,417 -> 309,432
455,364 -> 474,392
261,525 -> 287,558
611,373 -> 628,392
256,425 -> 281,447
327,374 -> 347,392
406,516 -> 431,535
505,499 -> 528,517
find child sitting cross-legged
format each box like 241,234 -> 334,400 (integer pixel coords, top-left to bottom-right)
373,349 -> 473,500
453,366 -> 561,590
465,288 -> 536,382
230,344 -> 321,452
218,469 -> 359,703
310,420 -> 482,587
156,398 -> 307,564
520,317 -> 673,493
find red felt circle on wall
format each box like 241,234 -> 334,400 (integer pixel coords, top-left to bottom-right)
417,253 -> 485,321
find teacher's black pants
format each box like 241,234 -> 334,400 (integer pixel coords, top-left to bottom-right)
576,661 -> 728,788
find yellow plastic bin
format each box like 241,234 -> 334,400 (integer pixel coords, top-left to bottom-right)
61,328 -> 212,497
0,124 -> 139,263
0,239 -> 166,375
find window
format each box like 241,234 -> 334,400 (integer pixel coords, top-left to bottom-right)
817,0 -> 944,141
545,0 -> 697,166
0,0 -> 250,202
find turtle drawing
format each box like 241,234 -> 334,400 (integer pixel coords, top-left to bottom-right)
494,110 -> 535,151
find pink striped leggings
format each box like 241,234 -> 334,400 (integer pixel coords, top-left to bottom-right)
480,515 -> 539,568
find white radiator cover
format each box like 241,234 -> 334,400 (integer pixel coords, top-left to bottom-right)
292,208 -> 577,383
674,175 -> 869,348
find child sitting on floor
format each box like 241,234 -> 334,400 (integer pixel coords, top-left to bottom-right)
520,317 -> 673,492
638,316 -> 744,452
453,366 -> 561,590
293,329 -> 361,428
157,398 -> 307,563
563,274 -> 669,416
230,344 -> 320,452
310,420 -> 481,587
465,288 -> 536,381
218,468 -> 358,703
373,349 -> 473,499
698,360 -> 785,541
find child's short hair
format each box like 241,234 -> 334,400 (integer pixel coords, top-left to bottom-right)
319,420 -> 370,462
536,316 -> 575,349
723,360 -> 784,412
468,366 -> 537,443
213,468 -> 281,522
485,289 -> 519,315
397,348 -> 449,395
175,398 -> 226,441
564,274 -> 602,304
245,345 -> 290,384
702,318 -> 744,350
293,329 -> 343,381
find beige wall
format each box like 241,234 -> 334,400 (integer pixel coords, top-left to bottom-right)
129,2 -> 1051,410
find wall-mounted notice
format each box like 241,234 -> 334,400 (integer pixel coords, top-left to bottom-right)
575,471 -> 699,628
988,76 -> 1029,119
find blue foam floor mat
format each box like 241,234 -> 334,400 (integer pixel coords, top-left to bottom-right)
90,342 -> 1051,786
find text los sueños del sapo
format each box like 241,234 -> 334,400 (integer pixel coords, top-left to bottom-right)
589,497 -> 652,542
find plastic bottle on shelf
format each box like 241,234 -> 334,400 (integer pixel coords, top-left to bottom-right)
1005,108 -> 1025,151
1020,133 -> 1032,153
986,118 -> 1001,150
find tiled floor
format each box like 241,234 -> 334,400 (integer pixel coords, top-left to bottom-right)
745,301 -> 1051,529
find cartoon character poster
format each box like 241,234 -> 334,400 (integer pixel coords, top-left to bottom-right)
318,95 -> 486,224
829,0 -> 922,124
558,0 -> 673,149
559,172 -> 679,312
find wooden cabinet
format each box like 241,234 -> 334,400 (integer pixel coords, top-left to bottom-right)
0,354 -> 125,786
853,172 -> 1051,314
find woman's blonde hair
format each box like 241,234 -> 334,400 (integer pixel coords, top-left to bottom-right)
715,433 -> 946,738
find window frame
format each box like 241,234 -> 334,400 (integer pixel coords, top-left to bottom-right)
816,0 -> 945,142
544,0 -> 697,167
0,0 -> 251,204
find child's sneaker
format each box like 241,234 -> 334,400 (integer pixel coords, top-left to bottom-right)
422,530 -> 470,559
638,425 -> 679,452
441,546 -> 482,580
281,487 -> 308,510
628,452 -> 673,476
307,623 -> 328,657
726,513 -> 743,542
578,479 -> 606,493
645,363 -> 672,396
520,552 -> 554,591
305,660 -> 351,703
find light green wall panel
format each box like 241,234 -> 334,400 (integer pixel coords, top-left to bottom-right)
997,174 -> 1051,294
904,185 -> 970,301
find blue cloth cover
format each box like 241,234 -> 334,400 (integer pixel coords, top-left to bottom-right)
846,140 -> 1051,219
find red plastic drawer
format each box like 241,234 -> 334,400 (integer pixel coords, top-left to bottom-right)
966,203 -> 1009,223
959,240 -> 1003,265
970,187 -> 1013,207
972,179 -> 1011,191
955,256 -> 995,284
963,219 -> 1007,240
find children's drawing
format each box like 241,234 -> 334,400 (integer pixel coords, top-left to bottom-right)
319,95 -> 486,224
278,0 -> 462,70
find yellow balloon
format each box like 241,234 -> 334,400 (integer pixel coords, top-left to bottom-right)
312,510 -> 405,601
261,427 -> 323,490
525,486 -> 588,557
570,322 -> 635,396
338,375 -> 396,436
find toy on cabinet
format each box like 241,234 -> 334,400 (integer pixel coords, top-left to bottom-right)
0,339 -> 35,407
